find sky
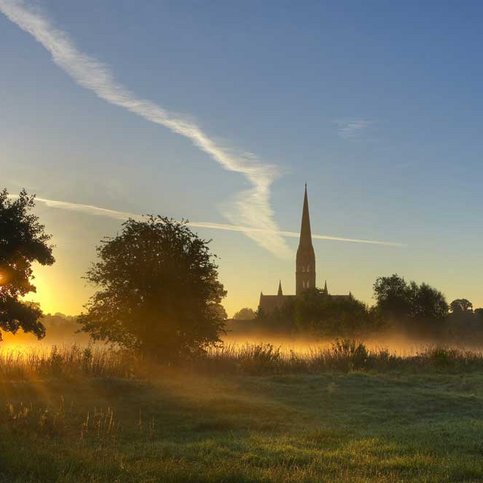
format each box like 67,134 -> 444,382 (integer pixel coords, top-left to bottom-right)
1,0 -> 483,316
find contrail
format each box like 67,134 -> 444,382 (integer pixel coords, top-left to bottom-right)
0,0 -> 290,258
30,196 -> 403,247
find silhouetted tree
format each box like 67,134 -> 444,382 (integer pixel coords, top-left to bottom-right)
373,274 -> 412,321
447,299 -> 478,337
78,216 -> 226,359
449,299 -> 473,314
0,189 -> 54,340
474,308 -> 483,321
233,307 -> 256,320
410,282 -> 448,322
373,274 -> 448,332
292,288 -> 374,335
258,288 -> 376,336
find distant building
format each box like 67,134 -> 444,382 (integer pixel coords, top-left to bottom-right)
258,185 -> 350,314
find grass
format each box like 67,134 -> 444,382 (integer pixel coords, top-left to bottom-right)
0,342 -> 482,482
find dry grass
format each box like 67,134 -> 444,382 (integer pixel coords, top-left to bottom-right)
0,345 -> 137,380
199,339 -> 483,374
1,339 -> 483,381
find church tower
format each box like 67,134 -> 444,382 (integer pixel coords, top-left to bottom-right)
296,184 -> 316,295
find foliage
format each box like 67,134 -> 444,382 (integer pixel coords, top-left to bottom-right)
373,274 -> 413,321
78,216 -> 226,359
373,274 -> 448,332
295,289 -> 375,335
410,282 -> 449,321
258,288 -> 377,336
446,299 -> 483,338
450,298 -> 473,313
0,189 -> 54,340
330,338 -> 369,370
475,308 -> 483,320
232,307 -> 256,320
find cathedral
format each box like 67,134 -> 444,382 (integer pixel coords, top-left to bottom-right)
258,185 -> 350,314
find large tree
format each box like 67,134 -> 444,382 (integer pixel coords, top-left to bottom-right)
373,274 -> 412,321
0,189 -> 55,340
410,282 -> 448,322
373,274 -> 448,329
78,216 -> 227,359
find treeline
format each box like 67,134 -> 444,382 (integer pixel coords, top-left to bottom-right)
234,274 -> 483,340
1,313 -> 89,344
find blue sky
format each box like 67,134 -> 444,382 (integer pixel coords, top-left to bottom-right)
1,0 -> 483,315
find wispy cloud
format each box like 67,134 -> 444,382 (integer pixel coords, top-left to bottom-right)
0,0 -> 290,258
28,195 -> 403,247
335,119 -> 372,139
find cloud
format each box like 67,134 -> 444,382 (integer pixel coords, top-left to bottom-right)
0,0 -> 290,258
28,195 -> 403,247
335,119 -> 372,139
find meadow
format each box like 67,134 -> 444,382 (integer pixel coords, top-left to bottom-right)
0,342 -> 482,482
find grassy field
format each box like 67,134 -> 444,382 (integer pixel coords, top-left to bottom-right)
0,345 -> 482,482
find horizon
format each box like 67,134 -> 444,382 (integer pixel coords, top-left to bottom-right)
2,0 -> 483,316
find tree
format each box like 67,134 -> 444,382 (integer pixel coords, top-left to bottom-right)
257,287 -> 375,336
292,288 -> 374,335
78,216 -> 227,359
233,307 -> 256,320
0,189 -> 55,340
474,308 -> 483,321
449,299 -> 473,314
409,282 -> 448,322
373,274 -> 448,331
373,274 -> 412,321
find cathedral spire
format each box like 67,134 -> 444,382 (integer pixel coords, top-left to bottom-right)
296,184 -> 316,295
299,183 -> 313,248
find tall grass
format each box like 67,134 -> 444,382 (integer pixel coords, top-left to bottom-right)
201,339 -> 483,374
1,339 -> 483,379
0,345 -> 138,380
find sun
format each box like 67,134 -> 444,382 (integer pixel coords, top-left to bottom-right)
0,270 -> 9,286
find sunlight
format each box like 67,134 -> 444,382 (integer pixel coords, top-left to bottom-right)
0,270 -> 9,286
0,339 -> 37,357
24,268 -> 57,315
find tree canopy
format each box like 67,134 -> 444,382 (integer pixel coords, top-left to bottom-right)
233,307 -> 256,320
450,299 -> 473,314
0,189 -> 55,339
292,289 -> 374,335
373,274 -> 448,331
78,216 -> 227,359
257,288 -> 376,336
